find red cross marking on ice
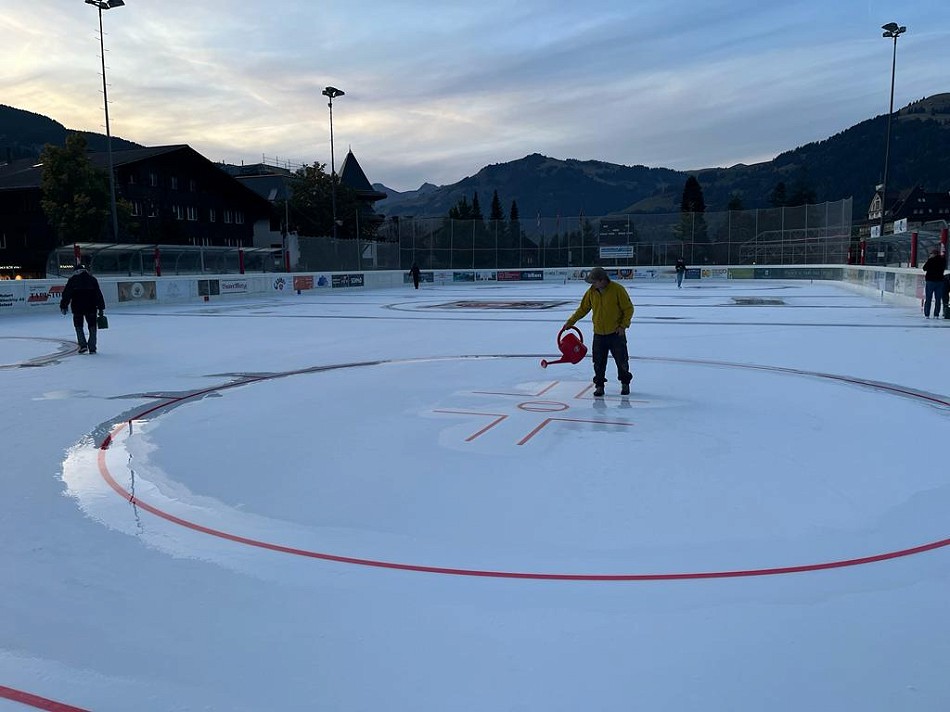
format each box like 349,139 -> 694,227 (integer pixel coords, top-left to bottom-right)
434,380 -> 637,445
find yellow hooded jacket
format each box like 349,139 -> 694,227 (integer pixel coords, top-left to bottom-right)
565,280 -> 634,335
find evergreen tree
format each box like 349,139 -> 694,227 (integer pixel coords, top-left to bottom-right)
769,181 -> 788,208
787,170 -> 817,206
680,175 -> 706,213
448,196 -> 473,220
677,175 -> 708,248
507,199 -> 522,256
489,190 -> 504,222
471,191 -> 484,221
727,193 -> 744,211
40,133 -> 111,244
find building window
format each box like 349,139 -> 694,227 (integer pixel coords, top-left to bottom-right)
130,201 -> 142,217
209,208 -> 216,223
170,176 -> 179,190
186,206 -> 198,221
147,202 -> 158,218
127,173 -> 137,185
224,209 -> 233,224
149,172 -> 158,187
172,205 -> 185,220
189,179 -> 197,192
235,211 -> 244,225
0,233 -> 6,250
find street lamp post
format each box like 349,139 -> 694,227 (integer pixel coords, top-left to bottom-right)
879,21 -> 906,240
321,86 -> 345,239
86,0 -> 124,243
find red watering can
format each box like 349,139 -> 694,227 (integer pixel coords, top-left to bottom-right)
540,326 -> 588,368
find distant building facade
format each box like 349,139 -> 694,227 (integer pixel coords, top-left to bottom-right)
867,184 -> 950,236
0,145 -> 277,278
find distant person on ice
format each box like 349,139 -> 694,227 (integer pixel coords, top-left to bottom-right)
564,266 -> 634,398
60,262 -> 106,354
409,262 -> 421,289
675,257 -> 687,288
922,248 -> 947,318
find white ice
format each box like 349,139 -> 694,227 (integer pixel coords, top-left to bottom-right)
1,278 -> 949,712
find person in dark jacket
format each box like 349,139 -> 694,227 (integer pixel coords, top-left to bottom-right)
674,258 -> 687,288
922,249 -> 947,318
942,271 -> 950,319
60,263 -> 106,354
409,262 -> 421,289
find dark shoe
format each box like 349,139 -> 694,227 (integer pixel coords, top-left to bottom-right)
621,383 -> 630,395
78,346 -> 88,354
88,348 -> 97,354
593,386 -> 605,397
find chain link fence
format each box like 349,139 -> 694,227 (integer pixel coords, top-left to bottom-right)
294,198 -> 854,272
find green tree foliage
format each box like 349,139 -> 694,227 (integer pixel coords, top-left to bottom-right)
287,161 -> 360,238
677,175 -> 708,247
769,181 -> 788,208
40,133 -> 110,244
680,175 -> 706,213
471,191 -> 484,221
787,169 -> 817,207
727,193 -> 744,211
508,200 -> 521,244
448,195 -> 473,220
489,190 -> 505,222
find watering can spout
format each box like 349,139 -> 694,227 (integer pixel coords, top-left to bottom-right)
540,326 -> 587,368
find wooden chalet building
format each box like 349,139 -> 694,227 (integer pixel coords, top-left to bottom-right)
0,145 -> 276,278
868,184 -> 950,236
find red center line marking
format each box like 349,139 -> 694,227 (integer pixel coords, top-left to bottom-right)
0,686 -> 91,712
88,357 -> 950,581
517,416 -> 634,446
98,422 -> 950,580
431,410 -> 508,441
473,381 -> 559,397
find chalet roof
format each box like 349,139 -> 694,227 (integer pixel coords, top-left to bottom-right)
0,145 -> 189,191
0,144 -> 271,210
236,174 -> 291,202
339,149 -> 387,201
0,156 -> 43,189
887,184 -> 950,219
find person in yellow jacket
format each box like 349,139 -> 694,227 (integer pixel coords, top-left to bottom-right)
564,267 -> 634,397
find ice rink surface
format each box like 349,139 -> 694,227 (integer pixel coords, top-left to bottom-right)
2,278 -> 949,711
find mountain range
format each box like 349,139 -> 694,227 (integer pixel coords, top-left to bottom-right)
373,93 -> 950,221
4,95 -> 950,223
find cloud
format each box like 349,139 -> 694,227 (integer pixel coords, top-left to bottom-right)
3,0 -> 949,191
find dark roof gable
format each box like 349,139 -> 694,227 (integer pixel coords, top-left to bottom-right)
339,150 -> 386,201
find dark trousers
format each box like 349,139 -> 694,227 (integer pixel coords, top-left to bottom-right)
924,280 -> 944,317
412,276 -> 420,289
592,332 -> 632,386
72,311 -> 97,350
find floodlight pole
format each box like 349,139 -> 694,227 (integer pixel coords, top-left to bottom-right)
879,22 -> 906,240
322,86 -> 345,239
86,0 -> 125,242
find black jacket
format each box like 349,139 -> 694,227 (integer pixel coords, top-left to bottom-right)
923,254 -> 947,282
675,259 -> 686,273
60,270 -> 106,314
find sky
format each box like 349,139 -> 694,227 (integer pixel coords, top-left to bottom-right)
2,276 -> 949,711
3,1 -> 950,192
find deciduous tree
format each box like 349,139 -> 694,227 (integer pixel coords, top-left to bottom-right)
40,133 -> 110,244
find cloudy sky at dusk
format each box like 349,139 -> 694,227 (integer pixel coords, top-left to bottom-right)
4,1 -> 950,191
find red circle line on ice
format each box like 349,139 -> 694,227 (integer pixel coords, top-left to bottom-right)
95,354 -> 950,581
